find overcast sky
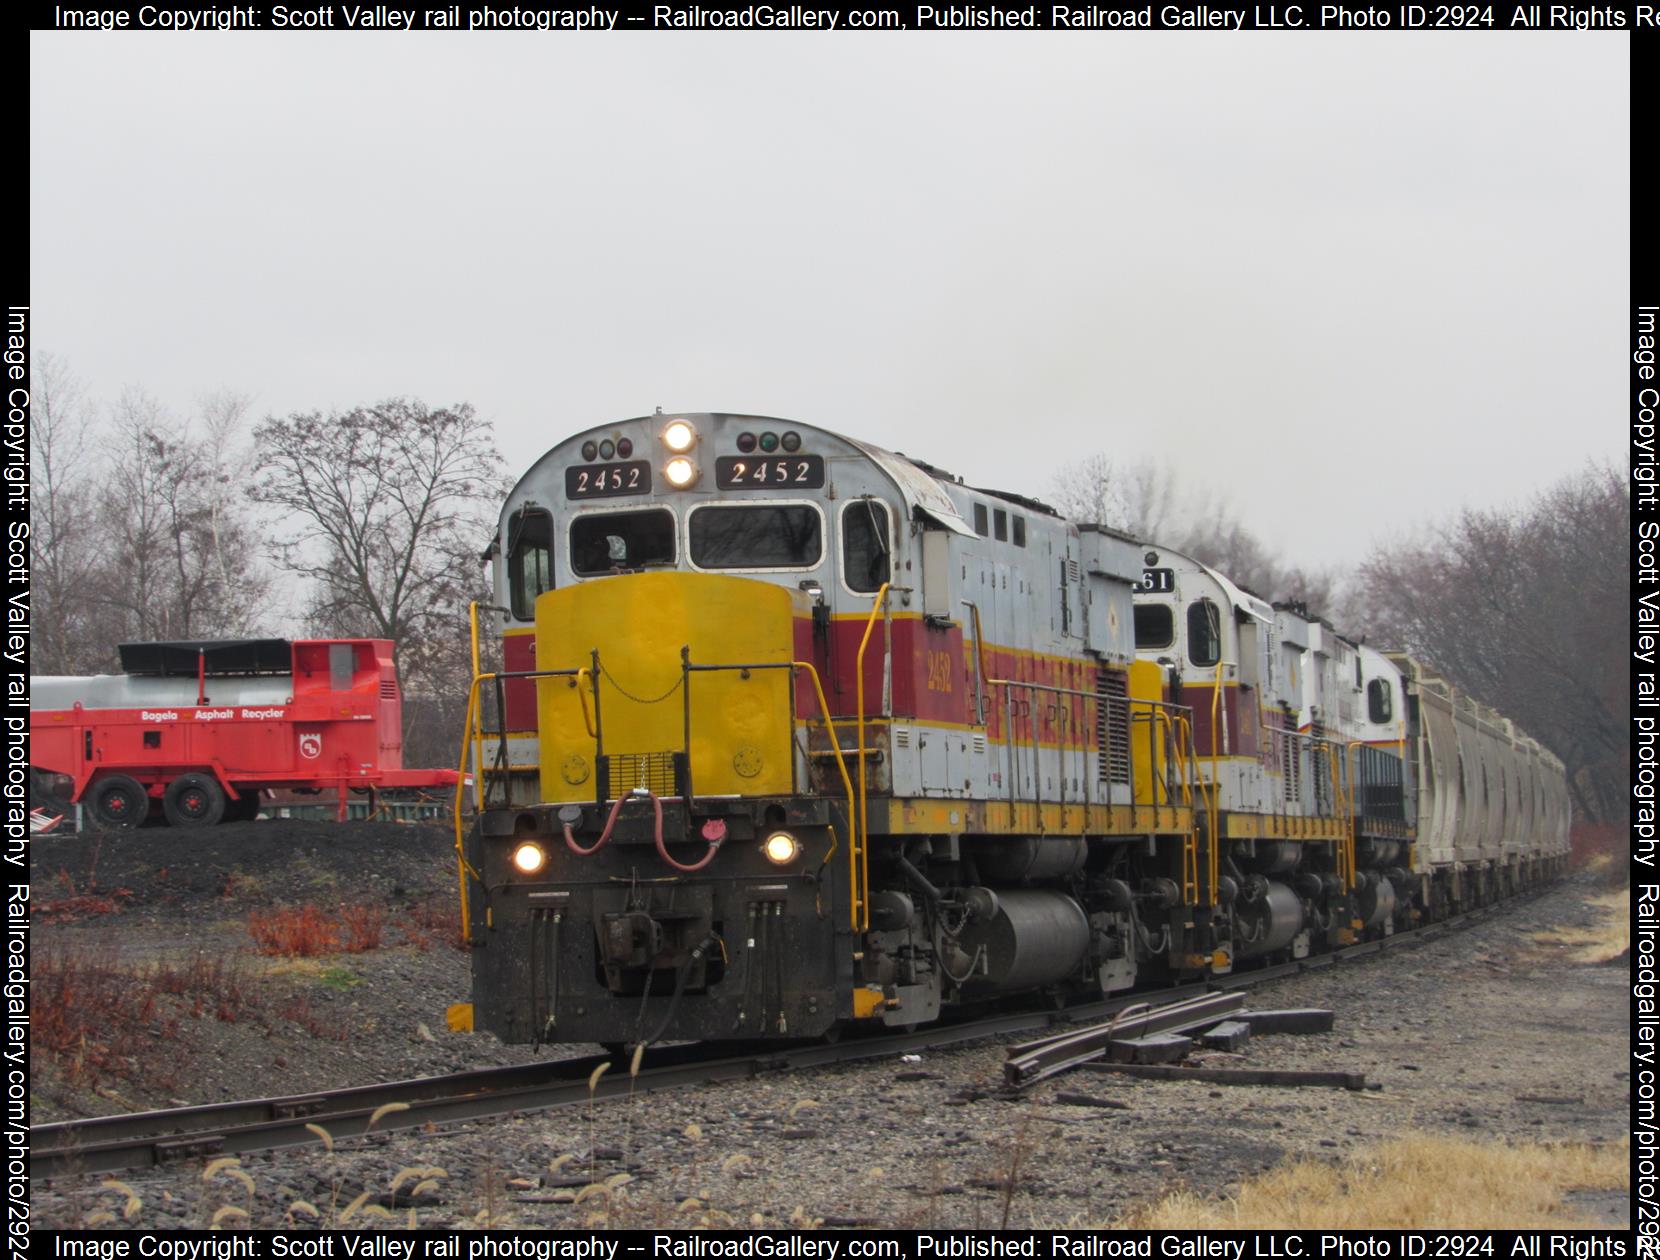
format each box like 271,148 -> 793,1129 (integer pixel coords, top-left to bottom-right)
30,32 -> 1627,568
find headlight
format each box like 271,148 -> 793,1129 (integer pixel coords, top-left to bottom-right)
511,842 -> 547,875
662,419 -> 697,452
762,831 -> 801,865
664,456 -> 699,488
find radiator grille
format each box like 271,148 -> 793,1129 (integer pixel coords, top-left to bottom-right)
1095,669 -> 1131,785
1282,723 -> 1301,804
602,752 -> 679,798
1309,721 -> 1331,813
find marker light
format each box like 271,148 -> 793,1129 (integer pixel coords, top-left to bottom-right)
762,831 -> 801,865
736,432 -> 758,453
599,439 -> 616,460
511,842 -> 548,875
581,441 -> 599,462
664,456 -> 699,488
758,431 -> 780,453
662,419 -> 697,452
617,437 -> 634,458
781,431 -> 802,452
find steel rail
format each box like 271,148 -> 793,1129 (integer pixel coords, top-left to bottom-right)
32,889 -> 1539,1180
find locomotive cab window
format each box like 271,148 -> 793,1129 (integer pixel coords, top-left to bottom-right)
1134,603 -> 1174,650
507,507 -> 554,620
841,499 -> 891,593
690,503 -> 823,570
1367,677 -> 1393,724
1187,598 -> 1222,668
570,508 -> 676,576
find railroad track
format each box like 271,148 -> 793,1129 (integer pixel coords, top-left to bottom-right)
32,894 -> 1528,1180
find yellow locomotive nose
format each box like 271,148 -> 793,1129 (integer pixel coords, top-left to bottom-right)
533,571 -> 804,803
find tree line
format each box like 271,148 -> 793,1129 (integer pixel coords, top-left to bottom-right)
1050,454 -> 1628,828
29,358 -> 1627,823
28,355 -> 502,769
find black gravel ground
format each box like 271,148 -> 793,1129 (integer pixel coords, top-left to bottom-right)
26,821 -> 1630,1229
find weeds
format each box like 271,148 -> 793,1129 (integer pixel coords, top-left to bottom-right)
273,994 -> 349,1042
247,903 -> 384,957
33,941 -> 351,1092
36,871 -> 133,923
1535,885 -> 1629,963
401,896 -> 465,951
1569,822 -> 1624,870
1114,1134 -> 1629,1228
31,944 -> 254,1091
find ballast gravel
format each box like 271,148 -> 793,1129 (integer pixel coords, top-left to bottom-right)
27,822 -> 1628,1229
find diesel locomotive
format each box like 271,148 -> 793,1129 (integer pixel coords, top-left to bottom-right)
456,412 -> 1569,1048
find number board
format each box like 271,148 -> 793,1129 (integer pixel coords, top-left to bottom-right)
566,461 -> 651,500
714,455 -> 825,490
1132,567 -> 1175,594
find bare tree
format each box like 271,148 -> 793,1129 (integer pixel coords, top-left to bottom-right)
251,398 -> 504,753
87,390 -> 270,647
1050,453 -> 1334,608
1352,463 -> 1628,823
1049,455 -> 1180,541
28,355 -> 101,673
1049,453 -> 1121,526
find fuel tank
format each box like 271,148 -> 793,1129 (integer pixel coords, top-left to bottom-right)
953,889 -> 1091,996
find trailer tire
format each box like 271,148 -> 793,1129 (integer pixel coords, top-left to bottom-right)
88,774 -> 149,829
163,774 -> 227,828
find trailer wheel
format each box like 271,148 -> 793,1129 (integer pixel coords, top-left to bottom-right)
163,774 -> 227,828
88,774 -> 149,829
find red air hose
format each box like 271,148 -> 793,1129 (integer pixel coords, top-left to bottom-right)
562,791 -> 645,856
565,791 -> 724,872
656,816 -> 726,873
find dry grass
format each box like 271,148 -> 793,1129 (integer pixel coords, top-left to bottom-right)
1114,1134 -> 1628,1229
1534,886 -> 1629,963
35,871 -> 134,923
1569,822 -> 1624,869
32,944 -> 256,1090
400,896 -> 465,951
247,903 -> 384,956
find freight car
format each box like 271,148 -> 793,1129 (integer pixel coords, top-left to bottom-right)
455,413 -> 1569,1048
31,637 -> 458,828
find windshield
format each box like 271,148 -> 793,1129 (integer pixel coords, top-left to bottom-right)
689,504 -> 823,570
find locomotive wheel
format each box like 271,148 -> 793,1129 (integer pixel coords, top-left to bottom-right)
88,774 -> 149,829
163,774 -> 227,828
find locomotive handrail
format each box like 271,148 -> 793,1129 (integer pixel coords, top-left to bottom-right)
793,661 -> 859,929
453,662 -> 586,941
853,583 -> 893,933
574,667 -> 597,738
962,600 -> 1222,901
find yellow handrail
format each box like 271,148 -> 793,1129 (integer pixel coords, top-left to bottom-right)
453,670 -> 491,942
574,667 -> 597,738
792,660 -> 859,930
1340,739 -> 1370,891
852,583 -> 891,933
